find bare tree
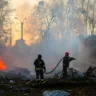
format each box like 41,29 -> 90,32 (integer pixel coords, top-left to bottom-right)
32,1 -> 58,42
0,0 -> 14,44
77,0 -> 96,35
31,0 -> 96,44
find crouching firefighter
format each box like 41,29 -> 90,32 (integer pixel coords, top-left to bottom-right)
34,54 -> 46,81
62,52 -> 76,78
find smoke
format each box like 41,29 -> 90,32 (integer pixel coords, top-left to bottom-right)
0,0 -> 96,79
12,0 -> 38,8
0,0 -> 5,8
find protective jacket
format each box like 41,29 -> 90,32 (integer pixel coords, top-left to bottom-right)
34,58 -> 46,71
63,56 -> 76,68
62,56 -> 76,77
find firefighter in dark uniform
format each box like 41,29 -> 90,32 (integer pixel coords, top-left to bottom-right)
34,54 -> 46,81
63,52 -> 76,77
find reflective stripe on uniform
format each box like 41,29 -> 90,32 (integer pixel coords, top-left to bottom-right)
36,68 -> 40,70
36,68 -> 43,70
35,60 -> 44,70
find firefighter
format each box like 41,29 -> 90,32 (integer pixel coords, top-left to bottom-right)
63,52 -> 76,77
34,54 -> 46,81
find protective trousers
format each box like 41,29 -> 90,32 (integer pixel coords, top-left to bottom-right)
63,66 -> 68,77
36,70 -> 44,80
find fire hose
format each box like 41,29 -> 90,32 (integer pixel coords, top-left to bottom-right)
26,57 -> 75,84
44,57 -> 75,74
26,57 -> 64,84
44,57 -> 64,74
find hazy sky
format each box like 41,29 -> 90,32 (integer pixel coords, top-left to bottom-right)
10,0 -> 41,45
11,0 -> 39,8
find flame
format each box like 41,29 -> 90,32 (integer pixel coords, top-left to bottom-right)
0,57 -> 7,70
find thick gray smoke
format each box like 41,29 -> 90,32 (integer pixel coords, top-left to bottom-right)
0,0 -> 95,79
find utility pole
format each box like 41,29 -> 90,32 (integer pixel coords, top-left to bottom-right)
21,22 -> 24,40
15,17 -> 27,40
9,23 -> 12,47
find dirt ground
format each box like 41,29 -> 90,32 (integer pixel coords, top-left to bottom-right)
0,78 -> 96,96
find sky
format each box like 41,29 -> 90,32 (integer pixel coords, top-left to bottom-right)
11,0 -> 41,45
11,0 -> 39,8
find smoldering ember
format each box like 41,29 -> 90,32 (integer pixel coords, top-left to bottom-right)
0,0 -> 96,96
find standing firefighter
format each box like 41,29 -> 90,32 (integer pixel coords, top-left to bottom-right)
34,54 -> 46,81
63,52 -> 76,77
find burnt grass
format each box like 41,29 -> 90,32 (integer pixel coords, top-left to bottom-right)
0,78 -> 96,96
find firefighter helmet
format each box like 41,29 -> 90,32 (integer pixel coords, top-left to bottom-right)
65,52 -> 69,56
38,54 -> 42,58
